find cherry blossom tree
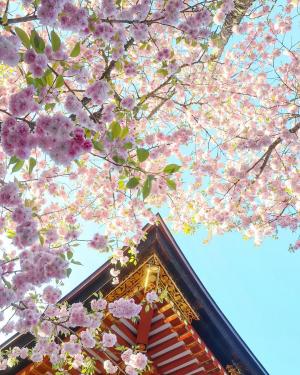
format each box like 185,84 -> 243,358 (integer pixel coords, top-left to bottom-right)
0,0 -> 299,373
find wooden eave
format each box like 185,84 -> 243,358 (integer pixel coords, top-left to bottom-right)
0,215 -> 268,375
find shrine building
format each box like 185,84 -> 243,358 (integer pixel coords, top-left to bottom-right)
1,217 -> 268,375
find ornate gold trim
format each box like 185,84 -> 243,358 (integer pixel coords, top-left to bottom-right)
226,364 -> 242,375
105,253 -> 199,323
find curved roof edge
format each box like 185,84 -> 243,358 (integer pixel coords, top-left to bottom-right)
1,214 -> 269,375
153,214 -> 268,375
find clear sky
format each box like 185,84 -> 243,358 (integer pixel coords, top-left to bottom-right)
65,215 -> 299,375
2,2 -> 298,374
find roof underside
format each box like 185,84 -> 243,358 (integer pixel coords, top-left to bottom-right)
1,216 -> 268,375
16,298 -> 227,375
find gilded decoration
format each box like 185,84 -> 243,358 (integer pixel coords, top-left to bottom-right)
105,253 -> 199,323
226,365 -> 243,375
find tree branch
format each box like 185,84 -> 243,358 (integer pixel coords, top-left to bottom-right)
215,0 -> 254,59
0,14 -> 37,25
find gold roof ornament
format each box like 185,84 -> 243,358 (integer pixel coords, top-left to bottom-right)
105,253 -> 199,323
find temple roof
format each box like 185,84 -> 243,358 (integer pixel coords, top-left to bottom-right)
1,216 -> 268,375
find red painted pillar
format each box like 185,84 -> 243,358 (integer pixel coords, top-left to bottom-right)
136,306 -> 154,348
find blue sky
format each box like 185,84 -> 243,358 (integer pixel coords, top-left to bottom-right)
65,217 -> 299,375
174,226 -> 300,375
1,2 -> 299,374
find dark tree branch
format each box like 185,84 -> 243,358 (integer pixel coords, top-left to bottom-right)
0,14 -> 38,25
247,122 -> 300,178
215,0 -> 254,59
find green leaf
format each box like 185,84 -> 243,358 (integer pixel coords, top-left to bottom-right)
15,27 -> 30,48
71,260 -> 82,265
112,155 -> 125,164
111,121 -> 121,139
137,148 -> 149,162
55,75 -> 64,88
142,175 -> 153,200
51,30 -> 61,52
45,103 -> 56,111
92,140 -> 104,152
67,268 -> 72,277
157,68 -> 168,77
166,178 -> 176,190
26,76 -> 34,86
30,30 -> 45,53
67,251 -> 73,260
163,164 -> 181,174
6,229 -> 16,239
12,159 -> 24,172
200,43 -> 208,51
126,177 -> 140,189
115,60 -> 123,72
39,233 -> 45,245
33,77 -> 44,89
120,126 -> 129,139
118,180 -> 125,190
2,14 -> 8,25
3,278 -> 11,288
85,128 -> 91,138
44,70 -> 54,86
28,157 -> 36,175
8,156 -> 19,166
70,42 -> 80,57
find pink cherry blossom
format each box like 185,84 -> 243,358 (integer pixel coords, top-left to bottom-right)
102,332 -> 117,348
0,35 -> 20,67
43,285 -> 62,304
8,86 -> 38,117
146,291 -> 158,304
103,360 -> 118,374
108,298 -> 142,319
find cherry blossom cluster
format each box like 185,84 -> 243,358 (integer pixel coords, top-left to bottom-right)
36,114 -> 92,165
44,43 -> 68,61
2,110 -> 93,165
86,81 -> 110,106
121,97 -> 135,111
104,350 -> 148,375
24,50 -> 48,78
122,350 -> 148,375
0,247 -> 68,310
0,182 -> 21,208
37,0 -> 68,26
1,117 -> 35,159
0,35 -> 20,67
0,192 -> 39,264
108,298 -> 142,319
124,62 -> 137,77
0,291 -> 155,373
179,8 -> 212,39
8,86 -> 38,117
42,285 -> 62,304
13,207 -> 38,248
59,2 -> 89,32
88,233 -> 107,250
214,0 -> 235,25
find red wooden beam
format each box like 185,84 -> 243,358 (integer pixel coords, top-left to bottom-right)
150,315 -> 166,331
148,327 -> 175,346
157,354 -> 195,373
136,306 -> 154,347
113,321 -> 137,343
147,336 -> 180,357
155,346 -> 188,365
173,362 -> 204,375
